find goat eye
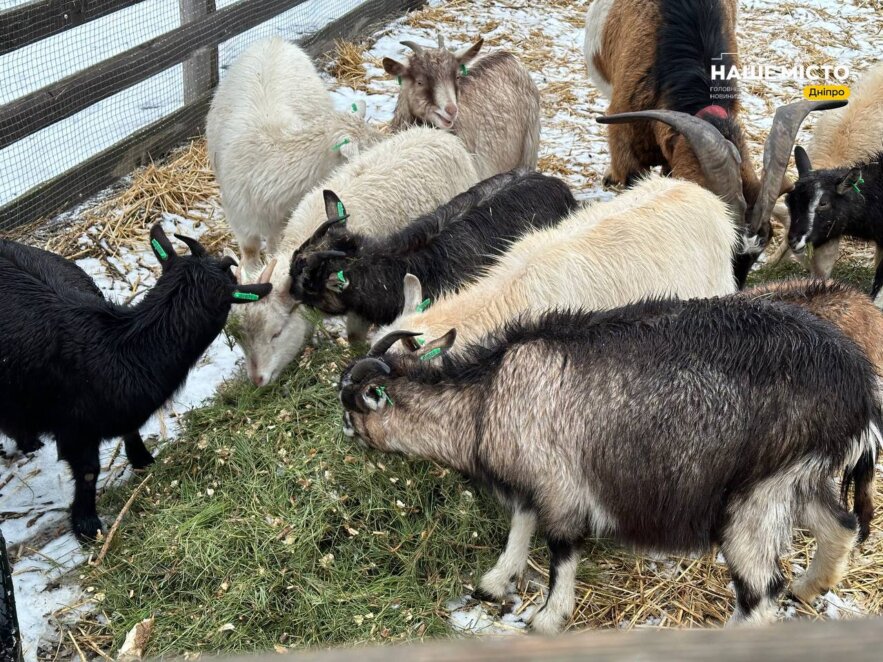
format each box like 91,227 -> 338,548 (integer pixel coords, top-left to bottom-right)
818,200 -> 831,210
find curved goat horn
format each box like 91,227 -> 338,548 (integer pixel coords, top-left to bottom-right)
174,233 -> 208,257
349,358 -> 391,383
258,258 -> 277,285
369,330 -> 423,357
597,110 -> 747,227
313,216 -> 349,242
400,40 -> 424,55
747,100 -> 847,235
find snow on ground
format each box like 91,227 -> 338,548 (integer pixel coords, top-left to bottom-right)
2,0 -> 882,656
0,0 -> 366,205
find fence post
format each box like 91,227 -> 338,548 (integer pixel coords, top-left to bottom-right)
179,0 -> 219,104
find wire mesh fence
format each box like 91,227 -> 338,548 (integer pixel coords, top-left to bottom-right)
0,0 -> 415,231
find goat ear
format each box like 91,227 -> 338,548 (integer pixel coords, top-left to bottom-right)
455,37 -> 483,64
326,269 -> 350,293
418,328 -> 456,360
323,190 -> 347,222
794,145 -> 813,178
231,282 -> 273,304
350,99 -> 367,118
382,57 -> 407,78
149,224 -> 177,269
836,168 -> 864,195
402,274 -> 424,313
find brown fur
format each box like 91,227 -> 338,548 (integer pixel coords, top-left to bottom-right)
595,0 -> 765,209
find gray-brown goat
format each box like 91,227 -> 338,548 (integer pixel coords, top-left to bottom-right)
340,301 -> 879,633
382,35 -> 540,179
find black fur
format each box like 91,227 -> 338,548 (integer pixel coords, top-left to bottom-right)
654,0 -> 745,144
342,297 -> 879,618
289,170 -> 577,324
0,227 -> 270,540
786,151 -> 883,259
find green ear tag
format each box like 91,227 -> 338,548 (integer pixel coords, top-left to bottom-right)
416,337 -> 426,347
336,271 -> 349,292
232,291 -> 260,301
332,138 -> 351,151
337,201 -> 346,219
396,75 -> 402,85
151,238 -> 168,261
460,64 -> 468,76
375,385 -> 394,406
853,176 -> 866,195
420,347 -> 442,361
415,298 -> 431,313
351,102 -> 359,112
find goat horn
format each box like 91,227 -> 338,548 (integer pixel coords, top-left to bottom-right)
306,250 -> 348,267
597,110 -> 747,228
174,233 -> 208,257
400,40 -> 424,55
369,330 -> 423,357
312,215 -> 349,242
747,100 -> 847,235
258,258 -> 277,285
437,33 -> 445,49
349,358 -> 391,383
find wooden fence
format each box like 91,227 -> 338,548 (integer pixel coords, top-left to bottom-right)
0,0 -> 425,231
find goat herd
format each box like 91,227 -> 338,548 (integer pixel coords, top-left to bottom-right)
2,0 -> 883,636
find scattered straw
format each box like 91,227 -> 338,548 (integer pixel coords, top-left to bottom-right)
330,40 -> 372,92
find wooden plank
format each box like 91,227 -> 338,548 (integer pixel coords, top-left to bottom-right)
0,0 -> 147,56
0,0 -> 308,151
0,94 -> 211,232
224,617 -> 883,662
302,0 -> 425,58
180,0 -> 219,105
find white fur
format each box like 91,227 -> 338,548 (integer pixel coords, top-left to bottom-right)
234,127 -> 480,386
478,509 -> 537,599
206,38 -> 384,270
794,183 -> 823,252
529,554 -> 579,635
583,0 -> 615,97
378,175 -> 738,350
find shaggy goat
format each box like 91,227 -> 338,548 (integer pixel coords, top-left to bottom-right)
782,63 -> 883,276
232,126 -> 480,387
587,1 -> 844,284
599,99 -> 845,286
288,170 -> 577,325
206,37 -> 383,271
375,174 -> 737,350
341,300 -> 880,632
0,227 -> 272,539
383,35 -> 540,179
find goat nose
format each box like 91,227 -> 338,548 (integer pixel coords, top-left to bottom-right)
444,103 -> 458,119
251,373 -> 265,387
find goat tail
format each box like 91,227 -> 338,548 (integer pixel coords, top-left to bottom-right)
842,418 -> 881,543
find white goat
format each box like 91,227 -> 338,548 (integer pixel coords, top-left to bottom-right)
206,37 -> 384,271
232,127 -> 481,386
377,175 -> 737,349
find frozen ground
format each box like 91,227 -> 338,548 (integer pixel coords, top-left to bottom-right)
2,0 -> 882,657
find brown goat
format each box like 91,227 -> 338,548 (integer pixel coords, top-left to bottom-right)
382,35 -> 540,179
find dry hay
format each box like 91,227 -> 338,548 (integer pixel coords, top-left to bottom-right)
329,39 -> 373,92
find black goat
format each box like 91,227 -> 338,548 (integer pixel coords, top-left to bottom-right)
340,298 -> 879,632
288,169 -> 577,325
0,226 -> 271,540
787,148 -> 883,279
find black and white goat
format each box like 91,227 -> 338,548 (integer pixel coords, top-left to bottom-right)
787,149 -> 883,283
0,227 -> 272,540
288,170 -> 577,325
340,299 -> 879,632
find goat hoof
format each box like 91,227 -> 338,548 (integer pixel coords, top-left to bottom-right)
789,577 -> 823,604
471,586 -> 501,603
129,453 -> 155,471
529,607 -> 564,636
72,514 -> 105,542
